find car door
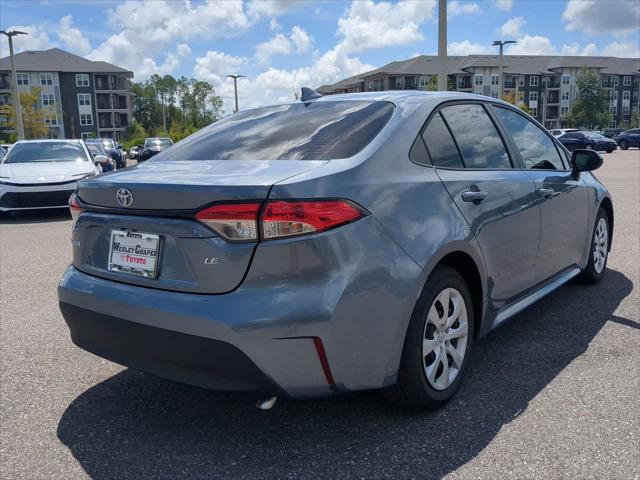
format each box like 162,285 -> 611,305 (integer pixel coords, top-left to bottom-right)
628,128 -> 640,147
425,102 -> 540,307
559,132 -> 585,151
492,106 -> 589,284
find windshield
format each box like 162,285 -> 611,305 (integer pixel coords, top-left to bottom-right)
145,138 -> 173,147
153,100 -> 395,161
85,142 -> 107,156
101,139 -> 116,149
3,142 -> 89,164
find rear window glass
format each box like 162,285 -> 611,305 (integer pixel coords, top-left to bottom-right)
153,101 -> 394,161
422,112 -> 464,168
3,142 -> 88,163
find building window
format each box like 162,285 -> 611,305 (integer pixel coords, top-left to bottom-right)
610,105 -> 617,115
561,106 -> 569,116
78,93 -> 92,106
561,91 -> 569,101
530,107 -> 538,117
395,77 -> 403,89
530,76 -> 539,87
562,75 -> 570,85
491,75 -> 499,86
474,75 -> 483,86
623,119 -> 629,126
518,76 -> 524,86
81,132 -> 95,139
0,114 -> 8,126
43,114 -> 58,126
622,91 -> 630,100
457,76 -> 465,87
518,91 -> 524,103
623,76 -> 631,86
40,73 -> 54,85
633,91 -> 639,101
623,105 -> 630,115
16,73 -> 29,85
613,76 -> 619,87
46,130 -> 58,139
610,90 -> 618,100
529,91 -> 538,102
76,74 -> 90,87
80,113 -> 93,126
0,94 -> 9,105
41,93 -> 55,106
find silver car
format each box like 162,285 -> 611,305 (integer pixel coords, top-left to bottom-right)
59,91 -> 612,409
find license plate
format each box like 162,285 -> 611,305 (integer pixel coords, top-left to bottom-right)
108,230 -> 160,278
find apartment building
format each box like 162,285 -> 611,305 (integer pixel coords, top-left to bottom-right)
0,48 -> 133,140
318,55 -> 640,130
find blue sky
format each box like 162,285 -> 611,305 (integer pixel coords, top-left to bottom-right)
1,0 -> 638,111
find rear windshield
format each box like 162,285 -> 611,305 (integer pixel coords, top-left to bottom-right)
3,142 -> 88,163
153,100 -> 395,161
85,142 -> 106,155
145,138 -> 173,147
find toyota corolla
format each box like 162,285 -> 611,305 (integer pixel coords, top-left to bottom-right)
58,91 -> 613,409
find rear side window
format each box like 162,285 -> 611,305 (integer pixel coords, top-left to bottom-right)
154,101 -> 394,161
493,107 -> 566,170
421,112 -> 464,168
440,104 -> 512,169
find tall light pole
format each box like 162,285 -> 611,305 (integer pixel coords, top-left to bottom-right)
492,40 -> 516,100
437,0 -> 447,91
226,74 -> 245,113
1,30 -> 28,139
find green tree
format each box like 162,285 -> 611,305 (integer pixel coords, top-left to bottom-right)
562,68 -> 611,129
424,75 -> 453,91
0,87 -> 52,139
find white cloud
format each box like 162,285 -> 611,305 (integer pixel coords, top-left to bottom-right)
193,51 -> 248,85
255,33 -> 292,64
57,15 -> 92,55
247,0 -> 302,19
560,42 -> 598,56
1,25 -> 53,54
499,17 -> 525,38
290,26 -> 313,53
176,43 -> 191,57
495,0 -> 513,11
448,40 -> 492,55
337,0 -> 436,53
601,41 -> 640,58
449,1 -> 481,17
563,0 -> 640,35
506,35 -> 556,55
269,18 -> 281,31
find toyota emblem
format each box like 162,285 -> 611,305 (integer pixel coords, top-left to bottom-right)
116,188 -> 134,207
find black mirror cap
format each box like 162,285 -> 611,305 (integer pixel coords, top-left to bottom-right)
572,149 -> 603,173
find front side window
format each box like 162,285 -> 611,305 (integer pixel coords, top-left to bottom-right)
421,112 -> 464,168
493,107 -> 565,170
76,74 -> 90,87
40,73 -> 53,85
16,73 -> 29,85
440,104 -> 511,169
78,93 -> 91,106
157,101 -> 394,161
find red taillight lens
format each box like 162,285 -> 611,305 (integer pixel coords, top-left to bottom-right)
195,203 -> 261,241
69,193 -> 82,224
262,200 -> 365,239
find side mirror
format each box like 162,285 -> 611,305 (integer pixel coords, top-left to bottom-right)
572,149 -> 603,173
94,154 -> 109,165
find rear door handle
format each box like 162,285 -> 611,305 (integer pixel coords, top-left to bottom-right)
538,188 -> 556,198
461,190 -> 488,203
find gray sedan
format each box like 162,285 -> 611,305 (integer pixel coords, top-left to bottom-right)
58,91 -> 612,410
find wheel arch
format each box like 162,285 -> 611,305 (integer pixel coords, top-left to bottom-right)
599,196 -> 614,251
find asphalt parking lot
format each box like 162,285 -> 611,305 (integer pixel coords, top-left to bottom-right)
1,149 -> 639,480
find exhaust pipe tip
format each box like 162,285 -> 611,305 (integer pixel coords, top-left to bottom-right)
256,396 -> 278,410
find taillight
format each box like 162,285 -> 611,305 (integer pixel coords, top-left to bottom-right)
69,193 -> 82,225
195,200 -> 366,242
262,200 -> 365,239
195,203 -> 261,241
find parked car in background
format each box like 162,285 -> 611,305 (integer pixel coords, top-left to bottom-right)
602,128 -> 624,139
0,139 -> 99,212
129,145 -> 142,160
1,143 -> 12,150
59,91 -> 613,410
85,140 -> 116,172
558,131 -> 618,153
550,128 -> 579,138
0,147 -> 5,161
614,128 -> 640,150
138,137 -> 174,162
99,138 -> 126,168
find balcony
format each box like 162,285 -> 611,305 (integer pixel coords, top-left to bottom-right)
95,75 -> 129,91
96,93 -> 127,110
546,92 -> 560,104
543,76 -> 561,89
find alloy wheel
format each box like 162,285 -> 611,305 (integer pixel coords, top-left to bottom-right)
593,217 -> 608,274
422,288 -> 469,391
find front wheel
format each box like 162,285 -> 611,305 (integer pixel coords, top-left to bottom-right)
585,144 -> 593,150
384,266 -> 474,410
619,140 -> 628,150
578,207 -> 609,283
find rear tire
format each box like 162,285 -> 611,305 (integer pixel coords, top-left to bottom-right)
578,207 -> 609,284
384,266 -> 474,410
619,140 -> 628,150
585,144 -> 593,150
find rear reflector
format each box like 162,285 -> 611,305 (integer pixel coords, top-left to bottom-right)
69,193 -> 82,225
195,199 -> 366,242
195,203 -> 261,241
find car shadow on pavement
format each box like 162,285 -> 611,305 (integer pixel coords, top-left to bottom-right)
57,269 -> 633,480
0,209 -> 70,224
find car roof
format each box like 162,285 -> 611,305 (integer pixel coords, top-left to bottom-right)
13,139 -> 83,144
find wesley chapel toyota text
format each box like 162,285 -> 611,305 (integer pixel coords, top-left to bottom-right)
58,91 -> 613,409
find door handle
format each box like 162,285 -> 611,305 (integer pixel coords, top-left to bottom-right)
461,190 -> 488,203
538,188 -> 556,198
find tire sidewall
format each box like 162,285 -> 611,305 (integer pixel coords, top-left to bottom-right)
583,208 -> 609,282
401,267 -> 475,405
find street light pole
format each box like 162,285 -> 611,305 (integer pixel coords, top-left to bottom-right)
492,40 -> 516,100
226,74 -> 245,113
437,0 -> 447,91
1,30 -> 28,139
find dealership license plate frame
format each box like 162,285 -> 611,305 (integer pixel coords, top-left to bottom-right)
108,230 -> 161,279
